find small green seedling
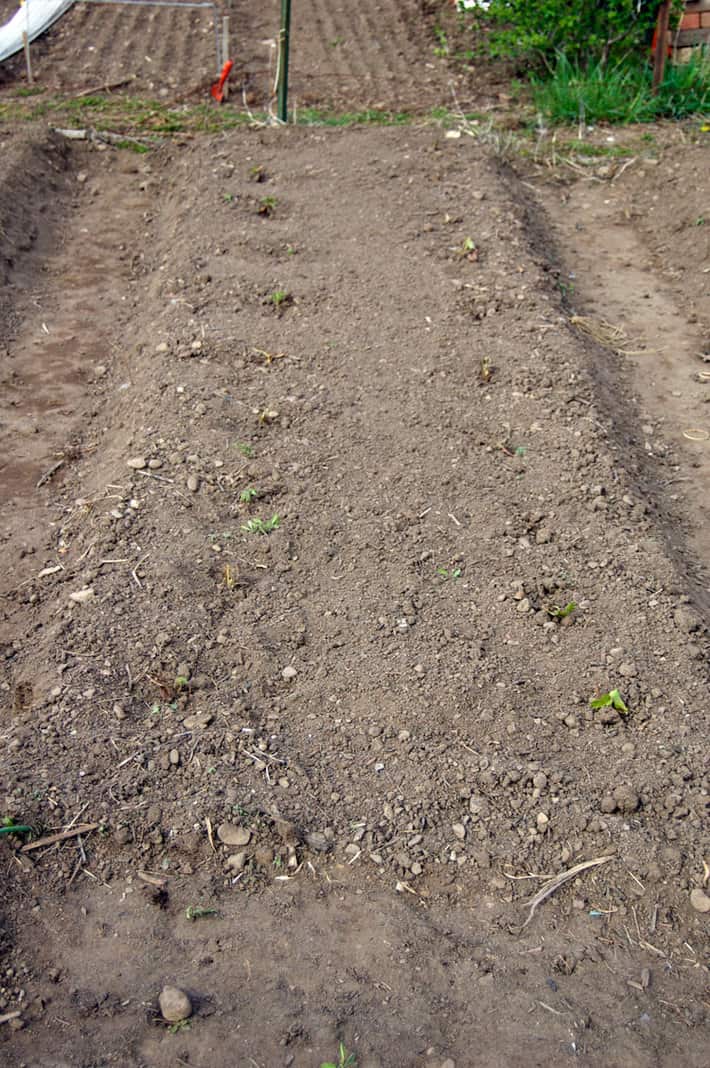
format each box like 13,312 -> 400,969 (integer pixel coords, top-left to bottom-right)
239,487 -> 259,504
185,905 -> 219,921
321,1043 -> 357,1068
235,442 -> 254,457
258,195 -> 278,216
168,1019 -> 191,1034
433,26 -> 449,57
223,192 -> 235,204
436,566 -> 462,580
174,675 -> 189,692
546,601 -> 576,620
455,236 -> 478,260
590,689 -> 629,715
269,289 -> 291,310
241,515 -> 280,535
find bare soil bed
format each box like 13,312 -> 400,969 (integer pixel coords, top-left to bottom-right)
1,4 -> 709,1067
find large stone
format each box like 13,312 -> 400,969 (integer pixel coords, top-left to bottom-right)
159,985 -> 192,1022
217,823 -> 251,847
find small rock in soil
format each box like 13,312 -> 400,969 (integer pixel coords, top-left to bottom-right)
226,852 -> 246,871
613,785 -> 640,813
282,665 -> 297,680
187,475 -> 200,492
158,985 -> 192,1022
689,887 -> 710,913
69,588 -> 95,604
305,830 -> 331,852
217,823 -> 251,847
183,711 -> 213,729
126,456 -> 147,470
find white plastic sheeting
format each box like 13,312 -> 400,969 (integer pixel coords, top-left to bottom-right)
0,0 -> 75,64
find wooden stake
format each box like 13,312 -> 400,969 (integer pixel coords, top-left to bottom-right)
653,1 -> 671,94
22,30 -> 33,85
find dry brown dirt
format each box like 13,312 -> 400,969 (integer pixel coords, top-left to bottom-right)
0,4 -> 709,1068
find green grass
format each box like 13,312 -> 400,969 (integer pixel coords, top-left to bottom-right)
296,106 -> 412,126
0,93 -> 481,137
532,52 -> 710,125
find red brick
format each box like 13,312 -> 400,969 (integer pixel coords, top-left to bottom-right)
681,12 -> 701,28
701,12 -> 710,27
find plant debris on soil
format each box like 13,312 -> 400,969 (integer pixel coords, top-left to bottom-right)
0,3 -> 709,1067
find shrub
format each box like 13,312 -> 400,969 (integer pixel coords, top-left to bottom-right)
483,1 -> 683,70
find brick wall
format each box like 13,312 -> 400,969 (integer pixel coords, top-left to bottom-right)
674,0 -> 710,59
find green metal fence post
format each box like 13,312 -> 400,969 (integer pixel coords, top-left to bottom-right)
277,0 -> 291,122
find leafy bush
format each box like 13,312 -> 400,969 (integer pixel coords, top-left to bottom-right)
483,1 -> 683,70
531,50 -> 710,123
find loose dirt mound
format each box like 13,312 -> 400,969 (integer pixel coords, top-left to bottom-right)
0,124 -> 708,1066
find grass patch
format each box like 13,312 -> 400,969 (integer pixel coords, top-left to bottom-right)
296,106 -> 412,126
0,93 -> 481,137
532,52 -> 710,125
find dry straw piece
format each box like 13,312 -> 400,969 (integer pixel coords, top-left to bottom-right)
520,854 -> 615,929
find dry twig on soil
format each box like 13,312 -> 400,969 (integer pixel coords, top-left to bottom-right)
520,854 -> 615,929
20,823 -> 99,853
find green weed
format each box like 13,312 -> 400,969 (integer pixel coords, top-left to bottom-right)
269,289 -> 292,312
590,688 -> 629,715
546,601 -> 576,620
532,52 -> 710,125
235,442 -> 254,458
241,515 -> 280,535
321,1044 -> 357,1068
258,195 -> 278,216
436,566 -> 462,580
167,1019 -> 191,1034
185,905 -> 219,921
433,26 -> 450,58
239,487 -> 259,503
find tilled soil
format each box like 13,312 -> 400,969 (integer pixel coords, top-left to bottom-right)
0,120 -> 708,1067
1,6 -> 709,1065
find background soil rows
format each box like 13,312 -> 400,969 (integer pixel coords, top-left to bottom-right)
0,125 -> 708,1066
0,0 -> 469,109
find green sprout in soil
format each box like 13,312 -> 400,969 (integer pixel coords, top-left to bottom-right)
590,688 -> 629,715
174,675 -> 189,692
436,566 -> 462,580
455,236 -> 478,260
321,1044 -> 357,1068
239,487 -> 259,503
433,26 -> 449,58
235,442 -> 254,457
223,192 -> 235,204
258,195 -> 278,216
546,601 -> 577,620
168,1019 -> 191,1034
185,905 -> 219,921
269,289 -> 292,310
241,515 -> 280,535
